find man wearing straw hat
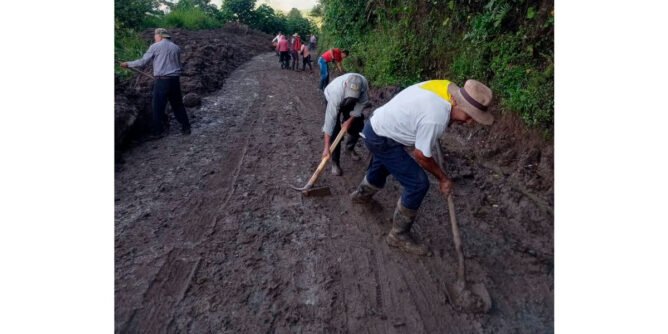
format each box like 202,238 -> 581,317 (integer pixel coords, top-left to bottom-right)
350,79 -> 494,256
121,28 -> 191,137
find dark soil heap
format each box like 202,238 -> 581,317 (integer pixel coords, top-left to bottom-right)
115,27 -> 272,151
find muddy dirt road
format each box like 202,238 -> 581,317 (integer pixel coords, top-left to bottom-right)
115,53 -> 553,333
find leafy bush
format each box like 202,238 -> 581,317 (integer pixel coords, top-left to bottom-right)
282,8 -> 318,38
252,4 -> 284,33
221,0 -> 257,23
114,22 -> 149,78
161,6 -> 221,30
115,0 -> 159,30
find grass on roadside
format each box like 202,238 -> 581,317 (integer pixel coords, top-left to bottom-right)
115,28 -> 149,79
161,7 -> 221,30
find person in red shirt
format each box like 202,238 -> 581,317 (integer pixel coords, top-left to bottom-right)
276,35 -> 290,69
291,34 -> 302,71
318,48 -> 349,90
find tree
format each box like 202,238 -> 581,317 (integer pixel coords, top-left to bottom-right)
287,8 -> 302,20
252,4 -> 286,34
221,0 -> 257,24
284,7 -> 317,37
115,0 -> 159,29
171,0 -> 228,22
171,0 -> 218,14
310,3 -> 323,17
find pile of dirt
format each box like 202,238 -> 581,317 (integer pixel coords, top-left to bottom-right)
115,26 -> 272,152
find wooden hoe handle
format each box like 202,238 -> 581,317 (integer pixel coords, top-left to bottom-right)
447,194 -> 467,283
304,123 -> 349,187
435,140 -> 467,283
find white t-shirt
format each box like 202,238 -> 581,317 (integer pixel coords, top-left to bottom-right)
370,82 -> 451,157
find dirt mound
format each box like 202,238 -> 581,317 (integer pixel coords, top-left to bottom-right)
115,27 -> 272,152
366,85 -> 402,109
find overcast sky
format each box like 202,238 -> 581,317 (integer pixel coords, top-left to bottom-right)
210,0 -> 318,12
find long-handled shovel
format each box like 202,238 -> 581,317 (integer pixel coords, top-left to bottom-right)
289,119 -> 352,196
435,141 -> 492,313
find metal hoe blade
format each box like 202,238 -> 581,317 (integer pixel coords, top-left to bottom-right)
445,280 -> 492,314
288,184 -> 332,197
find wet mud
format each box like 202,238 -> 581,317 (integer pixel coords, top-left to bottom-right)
115,52 -> 553,333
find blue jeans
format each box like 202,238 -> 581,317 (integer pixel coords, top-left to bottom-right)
362,121 -> 430,210
318,56 -> 329,90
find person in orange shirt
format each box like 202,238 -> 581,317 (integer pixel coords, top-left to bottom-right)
318,48 -> 348,90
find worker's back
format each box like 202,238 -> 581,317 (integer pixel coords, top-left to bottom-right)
277,38 -> 289,52
148,39 -> 182,76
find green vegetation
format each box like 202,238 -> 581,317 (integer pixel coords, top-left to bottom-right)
114,18 -> 150,78
162,6 -> 221,29
318,0 -> 554,129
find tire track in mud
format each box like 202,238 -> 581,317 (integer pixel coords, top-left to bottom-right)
115,56 -> 268,332
116,53 -> 553,333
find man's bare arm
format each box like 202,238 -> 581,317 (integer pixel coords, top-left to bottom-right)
322,117 -> 355,158
413,148 -> 453,195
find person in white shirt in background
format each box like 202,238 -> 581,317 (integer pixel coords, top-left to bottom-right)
321,73 -> 370,176
272,32 -> 282,56
309,34 -> 317,51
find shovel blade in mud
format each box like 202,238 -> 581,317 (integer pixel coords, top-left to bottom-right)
302,186 -> 332,197
289,184 -> 332,197
446,280 -> 492,314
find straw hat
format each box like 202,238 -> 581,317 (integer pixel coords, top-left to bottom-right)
451,80 -> 494,125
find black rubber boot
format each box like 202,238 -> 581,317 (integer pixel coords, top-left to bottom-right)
386,199 -> 432,256
350,176 -> 380,204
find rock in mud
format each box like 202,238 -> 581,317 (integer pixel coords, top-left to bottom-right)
183,93 -> 201,107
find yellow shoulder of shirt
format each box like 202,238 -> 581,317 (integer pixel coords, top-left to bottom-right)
418,80 -> 453,102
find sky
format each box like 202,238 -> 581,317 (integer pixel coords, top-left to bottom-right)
210,0 -> 318,12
